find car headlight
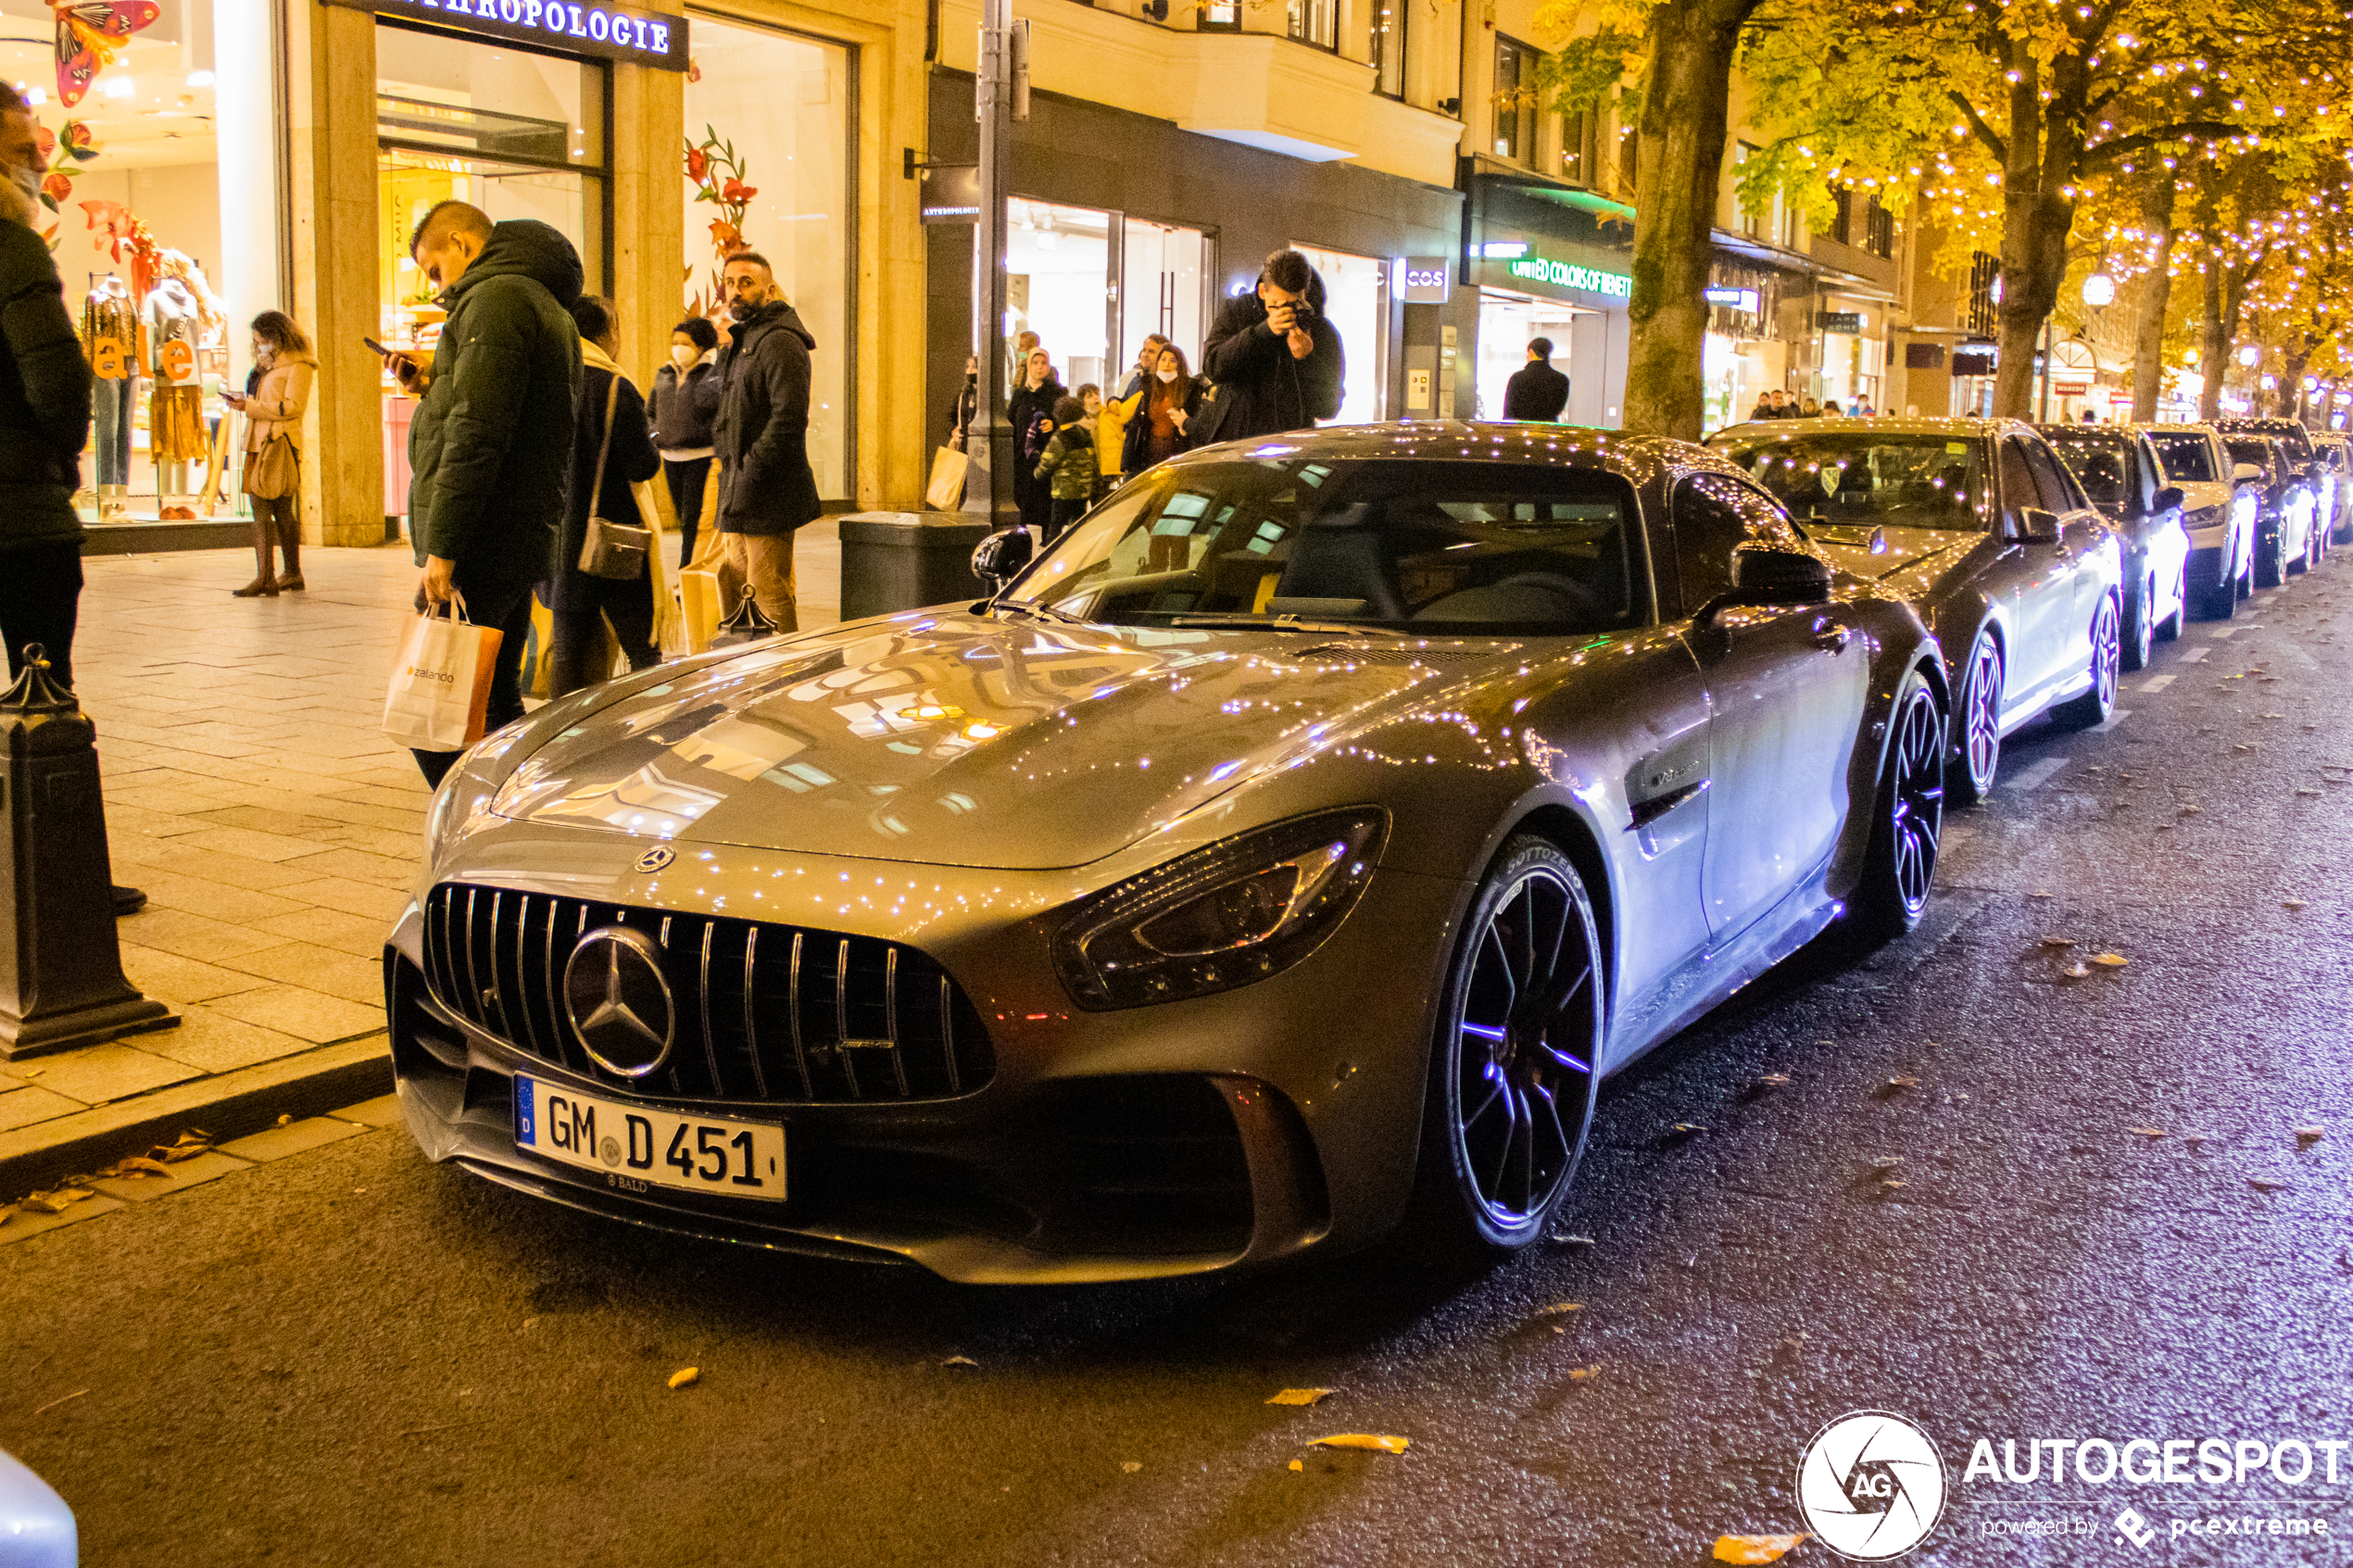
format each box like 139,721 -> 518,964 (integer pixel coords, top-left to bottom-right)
1053,809 -> 1388,1010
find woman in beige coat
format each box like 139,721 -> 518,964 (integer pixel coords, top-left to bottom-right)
222,310 -> 314,596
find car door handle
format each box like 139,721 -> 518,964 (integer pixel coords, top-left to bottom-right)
1811,622 -> 1851,653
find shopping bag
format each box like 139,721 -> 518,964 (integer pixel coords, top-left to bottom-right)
383,595 -> 503,751
925,445 -> 967,510
520,591 -> 557,700
679,569 -> 724,654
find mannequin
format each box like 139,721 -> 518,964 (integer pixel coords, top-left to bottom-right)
145,275 -> 202,507
81,274 -> 136,521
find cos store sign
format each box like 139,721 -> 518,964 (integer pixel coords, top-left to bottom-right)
328,0 -> 690,70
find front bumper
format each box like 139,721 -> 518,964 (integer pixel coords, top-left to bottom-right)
384,835 -> 1466,1284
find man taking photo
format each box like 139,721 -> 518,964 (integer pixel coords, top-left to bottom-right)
383,200 -> 584,786
710,250 -> 822,631
1200,248 -> 1344,443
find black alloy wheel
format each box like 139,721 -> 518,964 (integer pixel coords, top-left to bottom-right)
2120,575 -> 2153,671
1405,836 -> 1603,1261
1848,674 -> 1945,939
2157,561 -> 2186,642
1948,632 -> 2004,805
2053,593 -> 2121,730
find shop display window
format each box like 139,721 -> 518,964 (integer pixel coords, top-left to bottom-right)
682,14 -> 853,499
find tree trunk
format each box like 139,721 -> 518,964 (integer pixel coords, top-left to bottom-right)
1989,49 -> 2083,418
2130,180 -> 2175,422
2197,258 -> 2227,421
1618,0 -> 1751,439
2280,347 -> 2309,423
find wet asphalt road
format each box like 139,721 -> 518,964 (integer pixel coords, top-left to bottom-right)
8,558 -> 2353,1568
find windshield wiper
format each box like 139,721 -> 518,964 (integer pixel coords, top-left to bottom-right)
994,600 -> 1096,629
1161,615 -> 1383,636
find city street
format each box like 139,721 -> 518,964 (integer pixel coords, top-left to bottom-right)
6,554 -> 2351,1566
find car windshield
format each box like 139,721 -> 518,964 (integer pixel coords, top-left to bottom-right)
2147,433 -> 2218,483
999,458 -> 1641,633
1714,433 -> 1989,531
2224,438 -> 2272,474
2043,431 -> 2134,508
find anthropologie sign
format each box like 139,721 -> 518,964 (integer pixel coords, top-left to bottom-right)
1504,253 -> 1632,301
326,0 -> 690,70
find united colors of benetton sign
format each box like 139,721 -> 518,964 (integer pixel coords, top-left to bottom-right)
333,0 -> 689,71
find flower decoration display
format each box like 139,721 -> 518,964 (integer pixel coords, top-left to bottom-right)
35,118 -> 99,250
80,196 -> 157,298
684,124 -> 756,316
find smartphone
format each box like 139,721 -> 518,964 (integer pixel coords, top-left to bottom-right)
362,336 -> 393,357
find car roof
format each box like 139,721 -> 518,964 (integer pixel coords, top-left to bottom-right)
1709,415 -> 2035,444
1175,420 -> 1744,489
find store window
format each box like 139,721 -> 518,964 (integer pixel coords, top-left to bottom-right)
1476,292 -> 1584,421
683,15 -> 854,499
1122,219 -> 1211,375
1287,0 -> 1338,49
1492,38 -> 1537,163
28,0 -> 253,525
1291,245 -> 1386,426
1009,199 -> 1114,392
1561,109 -> 1595,186
1199,1 -> 1241,31
1370,0 -> 1406,97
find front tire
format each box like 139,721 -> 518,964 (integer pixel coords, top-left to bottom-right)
1948,632 -> 2004,805
2051,593 -> 2121,730
2121,575 -> 2153,671
2258,526 -> 2286,589
1402,836 -> 1603,1263
1847,673 -> 1945,940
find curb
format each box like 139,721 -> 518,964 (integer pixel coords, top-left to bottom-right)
0,1036 -> 394,1200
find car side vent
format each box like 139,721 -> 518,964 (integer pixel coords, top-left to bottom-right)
1293,643 -> 1491,666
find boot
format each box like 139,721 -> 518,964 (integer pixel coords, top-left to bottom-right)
233,516 -> 278,596
275,514 -> 304,591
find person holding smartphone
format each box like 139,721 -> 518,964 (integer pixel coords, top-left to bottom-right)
220,310 -> 314,596
387,199 -> 585,787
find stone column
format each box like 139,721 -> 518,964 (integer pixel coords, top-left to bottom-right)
611,3 -> 686,395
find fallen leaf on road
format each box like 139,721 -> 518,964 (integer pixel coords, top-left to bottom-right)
2179,805 -> 2201,817
2249,1178 -> 2287,1193
2296,1126 -> 2325,1144
1288,1459 -> 1305,1472
98,1156 -> 173,1180
18,1189 -> 91,1214
1715,1533 -> 1809,1564
151,1131 -> 212,1163
2092,953 -> 2129,968
2285,899 -> 2309,909
1308,1434 -> 1410,1454
1266,1388 -> 1336,1406
1883,1075 -> 1919,1091
1670,1123 -> 1708,1135
1877,1180 -> 1907,1195
273,1114 -> 293,1128
940,1355 -> 979,1368
1548,1233 -> 1596,1248
2030,889 -> 2054,898
1534,1302 -> 1584,1317
1870,1156 -> 1902,1170
2062,963 -> 2091,978
2297,788 -> 2323,797
1566,1365 -> 1603,1382
2040,936 -> 2078,947
666,1367 -> 698,1389
1122,1461 -> 1142,1474
2129,1127 -> 2166,1138
1757,1073 -> 1792,1087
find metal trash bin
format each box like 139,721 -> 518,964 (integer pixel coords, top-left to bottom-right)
837,512 -> 992,621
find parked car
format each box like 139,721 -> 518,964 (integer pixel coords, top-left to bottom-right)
2036,422 -> 2192,669
2309,430 -> 2353,545
2142,422 -> 2259,617
2218,433 -> 2320,586
0,1449 -> 74,1568
388,426 -> 1950,1280
1710,417 -> 2123,804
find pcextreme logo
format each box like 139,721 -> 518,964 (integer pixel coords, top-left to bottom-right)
1796,1411 -> 1948,1560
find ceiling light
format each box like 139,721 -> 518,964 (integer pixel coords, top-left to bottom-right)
103,76 -> 133,99
185,70 -> 215,88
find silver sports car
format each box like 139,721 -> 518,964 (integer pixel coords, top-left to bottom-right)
387,425 -> 1949,1283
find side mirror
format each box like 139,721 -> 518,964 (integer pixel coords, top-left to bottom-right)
2009,507 -> 2062,546
2152,484 -> 2184,515
970,527 -> 1035,592
2233,461 -> 2264,485
1697,545 -> 1832,624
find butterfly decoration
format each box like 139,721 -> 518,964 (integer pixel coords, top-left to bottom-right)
53,2 -> 160,110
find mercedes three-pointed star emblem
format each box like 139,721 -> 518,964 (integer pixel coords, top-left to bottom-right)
635,845 -> 676,873
562,926 -> 675,1078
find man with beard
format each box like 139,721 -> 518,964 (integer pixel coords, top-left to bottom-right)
710,251 -> 822,630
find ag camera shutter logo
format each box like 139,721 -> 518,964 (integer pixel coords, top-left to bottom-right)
1797,1411 -> 1947,1559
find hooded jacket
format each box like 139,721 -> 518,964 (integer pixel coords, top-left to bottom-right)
550,339 -> 662,613
1199,266 -> 1345,444
712,299 -> 823,536
407,220 -> 585,583
0,214 -> 91,546
650,354 -> 720,455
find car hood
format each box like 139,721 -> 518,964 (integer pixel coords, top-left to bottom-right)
2175,479 -> 2236,520
1805,524 -> 1982,583
488,611 -> 1514,870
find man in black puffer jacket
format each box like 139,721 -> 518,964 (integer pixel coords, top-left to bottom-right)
711,250 -> 823,632
1199,248 -> 1344,445
384,203 -> 584,785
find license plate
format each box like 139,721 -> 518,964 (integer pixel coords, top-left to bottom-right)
514,1074 -> 786,1203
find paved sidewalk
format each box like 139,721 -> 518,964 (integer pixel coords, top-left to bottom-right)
0,527 -> 843,1193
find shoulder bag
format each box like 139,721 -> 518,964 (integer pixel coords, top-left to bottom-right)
243,432 -> 297,501
578,374 -> 654,580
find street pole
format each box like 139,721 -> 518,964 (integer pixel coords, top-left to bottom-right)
963,0 -> 1026,527
2038,316 -> 2052,423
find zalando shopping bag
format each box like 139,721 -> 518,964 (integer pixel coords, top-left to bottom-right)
383,595 -> 503,751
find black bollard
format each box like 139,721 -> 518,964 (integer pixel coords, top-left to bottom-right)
0,645 -> 175,1060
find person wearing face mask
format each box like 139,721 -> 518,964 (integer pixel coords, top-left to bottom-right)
1122,345 -> 1201,473
220,311 -> 315,596
710,250 -> 822,631
650,315 -> 722,566
381,199 -> 584,787
1006,346 -> 1063,537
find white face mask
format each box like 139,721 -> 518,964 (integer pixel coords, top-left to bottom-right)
7,163 -> 37,205
1156,369 -> 1177,384
671,344 -> 698,369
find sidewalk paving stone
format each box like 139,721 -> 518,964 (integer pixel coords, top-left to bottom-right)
204,985 -> 384,1045
139,1008 -> 325,1074
0,1192 -> 125,1244
0,1087 -> 87,1133
217,1116 -> 365,1163
223,943 -> 393,1008
119,944 -> 278,1004
14,1044 -> 202,1107
87,1148 -> 252,1202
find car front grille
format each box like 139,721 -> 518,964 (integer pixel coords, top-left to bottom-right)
420,883 -> 995,1105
